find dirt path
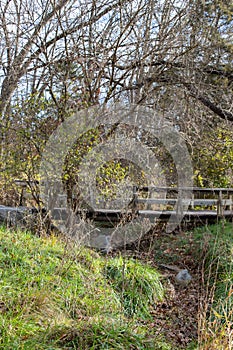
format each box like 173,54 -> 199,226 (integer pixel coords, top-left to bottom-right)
116,229 -> 201,348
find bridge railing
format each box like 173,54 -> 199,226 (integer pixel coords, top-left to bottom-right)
14,180 -> 233,217
131,186 -> 233,216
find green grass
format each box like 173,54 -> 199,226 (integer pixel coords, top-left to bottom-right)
2,222 -> 232,349
193,222 -> 233,319
0,226 -> 170,349
190,221 -> 233,349
104,257 -> 164,319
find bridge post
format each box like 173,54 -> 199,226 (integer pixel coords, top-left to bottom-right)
217,190 -> 223,217
229,195 -> 233,211
176,194 -> 184,219
191,193 -> 194,210
131,185 -> 138,213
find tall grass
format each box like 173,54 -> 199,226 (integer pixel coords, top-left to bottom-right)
0,226 -> 170,349
104,256 -> 164,319
195,222 -> 233,349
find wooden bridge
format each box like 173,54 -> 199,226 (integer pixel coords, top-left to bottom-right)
71,186 -> 233,226
9,181 -> 233,228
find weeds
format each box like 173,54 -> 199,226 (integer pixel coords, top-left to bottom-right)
1,221 -> 232,349
0,226 -> 170,349
195,222 -> 233,349
104,256 -> 164,319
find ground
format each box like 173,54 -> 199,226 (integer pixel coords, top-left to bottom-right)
113,228 -> 201,348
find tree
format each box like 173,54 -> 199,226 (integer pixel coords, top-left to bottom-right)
193,126 -> 233,187
1,0 -> 232,120
0,0 -> 232,205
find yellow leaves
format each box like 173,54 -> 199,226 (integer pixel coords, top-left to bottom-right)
63,173 -> 70,181
96,160 -> 129,199
193,125 -> 233,187
194,170 -> 205,187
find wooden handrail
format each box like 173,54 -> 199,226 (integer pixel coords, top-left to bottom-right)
133,186 -> 233,194
14,179 -> 233,214
132,186 -> 233,215
14,180 -> 233,194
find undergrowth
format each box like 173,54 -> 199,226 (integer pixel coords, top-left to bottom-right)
1,221 -> 232,349
193,221 -> 233,349
0,226 -> 169,350
104,256 -> 164,319
150,220 -> 233,349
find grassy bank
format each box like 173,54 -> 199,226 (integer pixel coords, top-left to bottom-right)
0,221 -> 232,349
0,226 -> 168,349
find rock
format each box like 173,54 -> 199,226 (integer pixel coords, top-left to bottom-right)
0,205 -> 36,227
175,269 -> 192,286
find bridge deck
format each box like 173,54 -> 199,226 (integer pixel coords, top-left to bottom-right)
51,207 -> 233,224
